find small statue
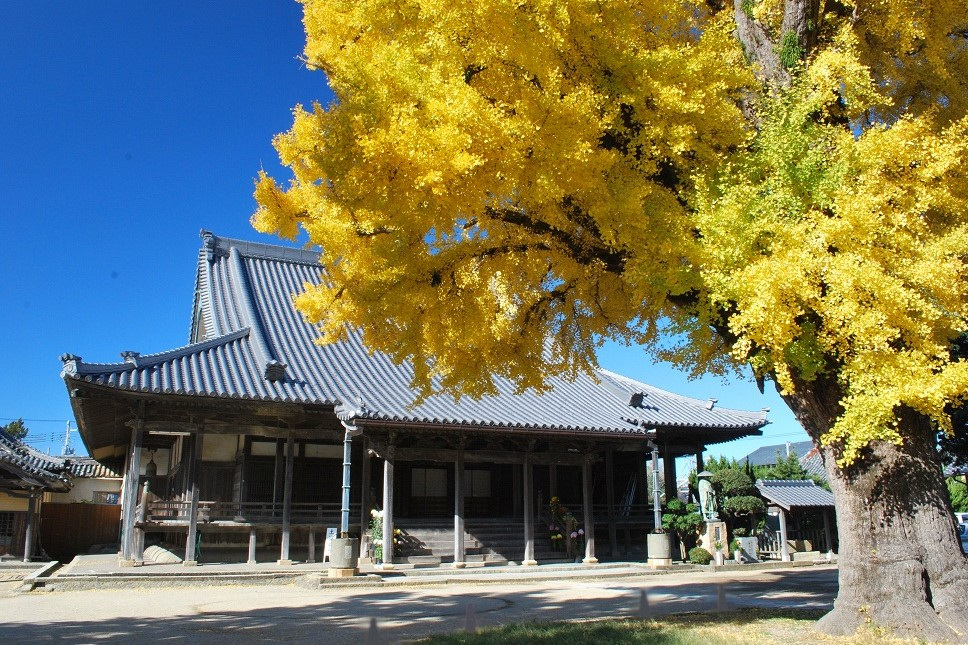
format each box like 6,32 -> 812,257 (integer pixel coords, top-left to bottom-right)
697,471 -> 719,521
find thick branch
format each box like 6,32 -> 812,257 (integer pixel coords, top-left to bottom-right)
485,205 -> 628,274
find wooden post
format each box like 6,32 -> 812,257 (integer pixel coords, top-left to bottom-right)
120,418 -> 144,564
582,455 -> 598,564
605,447 -> 617,557
279,435 -> 294,564
662,441 -> 677,503
454,442 -> 466,568
549,464 -> 558,499
522,454 -> 536,565
247,528 -> 257,565
637,449 -> 648,509
308,529 -> 316,563
695,447 -> 704,475
273,439 -> 284,517
184,433 -> 203,565
360,436 -> 372,535
512,464 -> 522,518
22,491 -> 36,562
822,508 -> 834,558
778,507 -> 791,562
382,445 -> 395,568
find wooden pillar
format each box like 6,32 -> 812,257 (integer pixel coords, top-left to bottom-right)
307,529 -> 316,563
778,507 -> 791,562
360,436 -> 372,535
822,508 -> 834,557
273,439 -> 284,516
279,435 -> 294,564
512,464 -> 522,518
662,441 -> 677,503
582,455 -> 597,563
637,450 -> 648,508
247,528 -> 257,565
549,464 -> 558,499
523,453 -> 536,565
695,447 -> 704,474
382,445 -> 395,568
454,442 -> 466,568
185,433 -> 203,565
120,418 -> 144,564
22,491 -> 36,562
605,447 -> 617,557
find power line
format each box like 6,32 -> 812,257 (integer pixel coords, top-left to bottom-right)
0,417 -> 71,424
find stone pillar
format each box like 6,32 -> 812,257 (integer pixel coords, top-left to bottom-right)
120,419 -> 144,564
185,433 -> 203,565
382,445 -> 395,568
454,442 -> 466,568
522,454 -> 536,565
582,456 -> 597,563
247,528 -> 258,565
279,435 -> 294,564
778,507 -> 791,562
22,491 -> 36,562
605,447 -> 617,557
822,508 -> 834,558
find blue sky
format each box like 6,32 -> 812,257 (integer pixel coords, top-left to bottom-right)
0,2 -> 808,459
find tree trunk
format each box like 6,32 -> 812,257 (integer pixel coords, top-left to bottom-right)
784,376 -> 968,642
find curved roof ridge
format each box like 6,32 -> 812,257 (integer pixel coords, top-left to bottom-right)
200,229 -> 321,266
62,328 -> 251,375
596,367 -> 769,420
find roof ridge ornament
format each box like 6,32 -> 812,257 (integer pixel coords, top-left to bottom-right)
120,351 -> 141,367
264,360 -> 287,382
200,229 -> 217,263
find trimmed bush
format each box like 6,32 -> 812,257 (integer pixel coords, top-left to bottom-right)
688,546 -> 713,565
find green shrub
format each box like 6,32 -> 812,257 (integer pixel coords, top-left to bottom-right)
688,546 -> 713,565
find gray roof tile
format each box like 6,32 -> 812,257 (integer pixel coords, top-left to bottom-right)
756,479 -> 834,509
63,233 -> 770,437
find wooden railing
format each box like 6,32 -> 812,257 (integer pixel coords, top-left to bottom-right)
144,500 -> 360,525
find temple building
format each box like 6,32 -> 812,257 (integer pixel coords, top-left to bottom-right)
62,231 -> 768,567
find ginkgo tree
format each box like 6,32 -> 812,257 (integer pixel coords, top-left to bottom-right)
253,1 -> 968,640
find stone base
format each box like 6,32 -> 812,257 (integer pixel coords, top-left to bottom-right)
183,560 -> 198,567
701,521 -> 729,557
246,560 -> 257,565
379,562 -> 394,570
277,559 -> 293,566
118,559 -> 141,568
582,557 -> 598,564
522,559 -> 538,566
328,567 -> 357,578
452,561 -> 466,569
647,558 -> 673,568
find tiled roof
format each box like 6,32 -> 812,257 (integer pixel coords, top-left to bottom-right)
756,479 -> 834,509
65,457 -> 122,479
62,232 -> 770,437
799,448 -> 827,480
0,429 -> 72,491
741,440 -> 815,467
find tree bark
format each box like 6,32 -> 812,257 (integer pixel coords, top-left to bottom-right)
783,377 -> 968,642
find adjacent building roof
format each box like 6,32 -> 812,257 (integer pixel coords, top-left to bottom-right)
63,232 -> 769,453
0,430 -> 72,492
741,440 -> 815,467
756,479 -> 834,510
65,457 -> 122,479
